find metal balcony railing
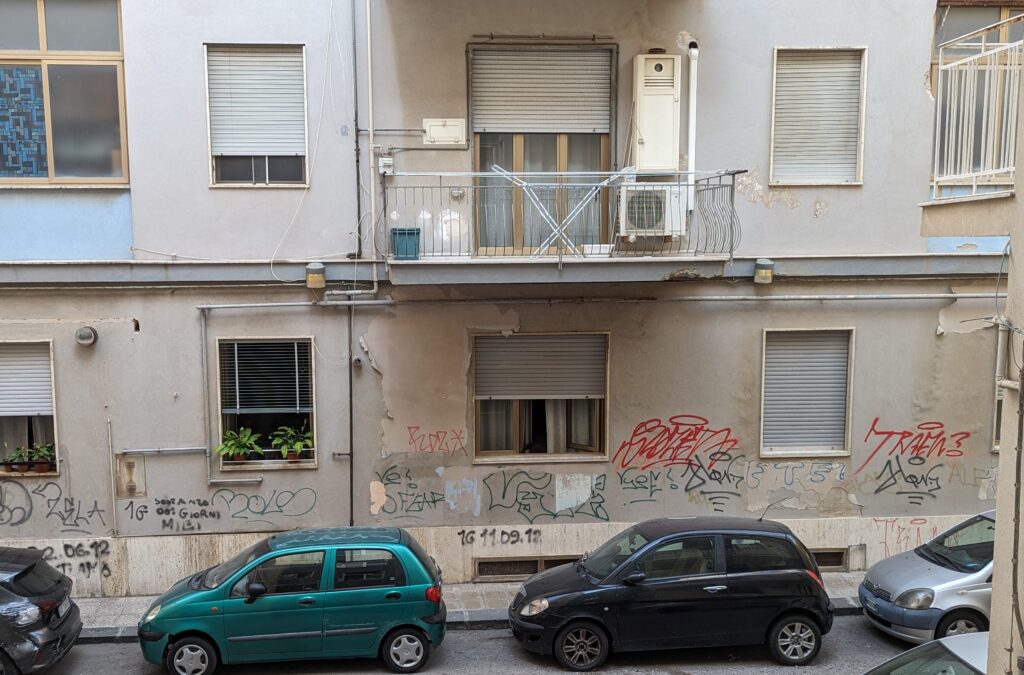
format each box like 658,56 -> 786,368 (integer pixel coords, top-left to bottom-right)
933,15 -> 1024,200
382,168 -> 744,261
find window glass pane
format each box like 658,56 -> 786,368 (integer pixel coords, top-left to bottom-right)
0,65 -> 48,178
567,134 -> 603,246
478,400 -> 513,451
0,0 -> 40,50
587,526 -> 649,578
44,0 -> 120,52
334,549 -> 405,590
569,399 -> 595,447
48,64 -> 122,178
926,516 -> 995,571
3,562 -> 64,597
523,133 -> 557,248
1010,10 -> 1024,44
215,156 -> 254,183
478,133 -> 513,247
268,156 -> 304,183
934,7 -> 1001,56
640,537 -> 716,580
726,536 -> 802,573
232,551 -> 324,597
0,416 -> 54,453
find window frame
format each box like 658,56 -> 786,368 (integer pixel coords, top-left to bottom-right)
759,327 -> 855,459
471,331 -> 610,465
0,339 -> 59,477
214,336 -> 318,471
724,534 -> 804,575
0,0 -> 128,186
203,43 -> 310,189
768,46 -> 868,187
331,547 -> 407,592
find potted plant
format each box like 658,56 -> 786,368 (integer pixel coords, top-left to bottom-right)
270,423 -> 313,461
214,428 -> 263,463
2,445 -> 13,473
9,446 -> 30,473
29,443 -> 54,473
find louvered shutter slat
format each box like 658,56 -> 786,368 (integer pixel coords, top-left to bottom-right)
0,344 -> 53,417
474,335 -> 607,400
207,47 -> 307,156
220,341 -> 312,413
771,50 -> 863,183
762,331 -> 849,450
471,49 -> 612,133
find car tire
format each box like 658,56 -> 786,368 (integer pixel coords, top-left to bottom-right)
554,621 -> 610,672
0,650 -> 20,675
381,627 -> 431,673
936,609 -> 988,639
768,614 -> 822,666
164,635 -> 218,675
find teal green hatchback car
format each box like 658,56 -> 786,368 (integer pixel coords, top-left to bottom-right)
137,527 -> 445,675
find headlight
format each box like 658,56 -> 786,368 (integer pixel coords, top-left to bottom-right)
144,604 -> 161,623
520,598 -> 549,617
894,589 -> 934,610
14,604 -> 40,626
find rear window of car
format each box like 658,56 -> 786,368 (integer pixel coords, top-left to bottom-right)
726,535 -> 803,573
3,561 -> 63,597
405,534 -> 439,583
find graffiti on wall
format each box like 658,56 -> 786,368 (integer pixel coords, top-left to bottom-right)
32,483 -> 107,535
29,540 -> 112,579
856,417 -> 970,475
370,465 -> 445,519
483,471 -> 608,523
873,517 -> 939,558
407,426 -> 468,457
612,414 -> 740,471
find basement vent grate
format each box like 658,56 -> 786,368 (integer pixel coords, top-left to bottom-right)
811,548 -> 848,571
475,556 -> 579,582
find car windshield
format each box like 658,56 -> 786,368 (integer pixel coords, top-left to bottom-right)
203,539 -> 271,589
921,515 -> 995,573
584,526 -> 650,579
865,639 -> 982,674
2,561 -> 64,598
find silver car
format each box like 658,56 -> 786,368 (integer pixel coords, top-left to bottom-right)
859,510 -> 994,643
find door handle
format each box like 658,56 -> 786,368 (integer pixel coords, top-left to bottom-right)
298,598 -> 317,606
702,585 -> 727,593
385,591 -> 402,600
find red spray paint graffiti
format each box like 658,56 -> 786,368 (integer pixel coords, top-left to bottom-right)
872,517 -> 939,558
406,426 -> 468,456
613,415 -> 740,471
854,417 -> 969,475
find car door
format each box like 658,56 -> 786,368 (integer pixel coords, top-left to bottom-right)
321,546 -> 411,657
221,549 -> 327,660
613,535 -> 729,651
722,534 -> 807,645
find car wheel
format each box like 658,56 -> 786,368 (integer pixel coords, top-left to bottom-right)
554,621 -> 609,672
381,627 -> 430,673
768,614 -> 822,666
164,636 -> 218,675
0,650 -> 19,675
936,610 -> 988,639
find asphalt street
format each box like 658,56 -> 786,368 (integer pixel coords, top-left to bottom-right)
50,616 -> 910,674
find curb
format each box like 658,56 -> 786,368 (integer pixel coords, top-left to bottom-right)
78,597 -> 863,644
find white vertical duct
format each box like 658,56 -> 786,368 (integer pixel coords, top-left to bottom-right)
687,40 -> 698,211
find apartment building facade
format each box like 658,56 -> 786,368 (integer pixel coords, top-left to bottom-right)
0,0 -> 1005,595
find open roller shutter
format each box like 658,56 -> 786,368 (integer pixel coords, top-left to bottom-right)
771,49 -> 864,183
474,334 -> 607,400
762,330 -> 850,451
0,343 -> 53,416
470,48 -> 613,133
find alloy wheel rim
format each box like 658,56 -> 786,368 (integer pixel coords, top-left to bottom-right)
562,627 -> 601,668
947,619 -> 979,636
172,645 -> 209,675
778,622 -> 816,661
390,635 -> 424,667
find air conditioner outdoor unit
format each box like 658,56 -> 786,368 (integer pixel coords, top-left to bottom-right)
618,183 -> 686,239
632,53 -> 682,172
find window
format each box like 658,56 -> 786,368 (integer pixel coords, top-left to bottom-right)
637,537 -> 716,580
206,46 -> 307,186
473,334 -> 607,459
585,526 -> 650,579
231,550 -> 324,597
924,515 -> 995,572
0,0 -> 126,183
218,340 -> 315,465
334,549 -> 405,590
726,536 -> 803,574
0,342 -> 57,474
761,329 -> 853,457
770,48 -> 865,185
470,47 -> 613,253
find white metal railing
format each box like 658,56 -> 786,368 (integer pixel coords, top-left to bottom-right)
933,15 -> 1024,199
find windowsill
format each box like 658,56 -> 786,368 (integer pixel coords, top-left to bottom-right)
759,448 -> 851,459
919,190 -> 1015,207
473,452 -> 608,465
768,181 -> 863,187
209,184 -> 309,190
220,458 -> 317,471
0,183 -> 130,190
0,469 -> 59,477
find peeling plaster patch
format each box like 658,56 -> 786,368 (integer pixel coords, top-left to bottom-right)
675,31 -> 697,50
937,283 -> 999,335
925,70 -> 935,101
735,169 -> 798,210
555,474 -> 594,512
358,336 -> 383,375
978,465 -> 998,501
369,481 -> 387,515
812,198 -> 828,219
445,478 -> 481,516
848,493 -> 864,507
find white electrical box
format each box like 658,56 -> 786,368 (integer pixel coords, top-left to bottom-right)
423,118 -> 466,145
632,54 -> 682,171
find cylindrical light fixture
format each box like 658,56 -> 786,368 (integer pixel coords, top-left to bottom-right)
754,258 -> 775,285
305,262 -> 326,289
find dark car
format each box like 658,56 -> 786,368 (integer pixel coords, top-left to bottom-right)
0,547 -> 81,674
509,516 -> 833,671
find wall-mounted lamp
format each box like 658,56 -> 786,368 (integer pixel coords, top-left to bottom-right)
74,325 -> 98,347
305,262 -> 326,289
754,258 -> 775,285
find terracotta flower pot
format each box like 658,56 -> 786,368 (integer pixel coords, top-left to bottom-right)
13,463 -> 29,473
232,453 -> 247,462
32,461 -> 52,473
284,450 -> 299,462
2,464 -> 12,473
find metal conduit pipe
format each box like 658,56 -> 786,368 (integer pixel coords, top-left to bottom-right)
195,299 -> 394,311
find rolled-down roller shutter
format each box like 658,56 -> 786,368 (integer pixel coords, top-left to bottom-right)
762,330 -> 851,452
219,341 -> 312,414
474,334 -> 607,400
0,343 -> 53,416
771,49 -> 864,183
470,48 -> 613,133
207,46 -> 307,156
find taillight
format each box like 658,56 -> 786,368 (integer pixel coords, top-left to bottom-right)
425,585 -> 442,603
806,569 -> 825,590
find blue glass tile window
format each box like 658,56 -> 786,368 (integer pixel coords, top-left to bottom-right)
0,65 -> 48,178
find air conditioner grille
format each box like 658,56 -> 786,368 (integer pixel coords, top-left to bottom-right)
625,191 -> 666,230
644,75 -> 675,88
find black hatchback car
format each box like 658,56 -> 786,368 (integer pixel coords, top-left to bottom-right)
509,517 -> 833,671
0,547 -> 81,674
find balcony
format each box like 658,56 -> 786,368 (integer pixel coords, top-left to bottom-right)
382,169 -> 743,262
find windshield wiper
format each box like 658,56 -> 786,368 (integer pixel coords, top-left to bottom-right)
575,551 -> 592,576
920,546 -> 966,572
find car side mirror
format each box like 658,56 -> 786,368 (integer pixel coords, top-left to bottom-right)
244,581 -> 267,604
623,570 -> 646,585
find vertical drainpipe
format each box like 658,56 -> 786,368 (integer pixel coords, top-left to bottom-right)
200,308 -> 213,484
348,305 -> 356,526
686,40 -> 699,209
351,0 -> 363,259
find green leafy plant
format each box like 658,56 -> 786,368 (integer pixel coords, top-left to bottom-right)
269,423 -> 313,458
7,446 -> 29,463
215,427 -> 263,460
29,443 -> 54,462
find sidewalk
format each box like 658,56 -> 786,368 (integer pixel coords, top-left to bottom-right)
76,572 -> 865,644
